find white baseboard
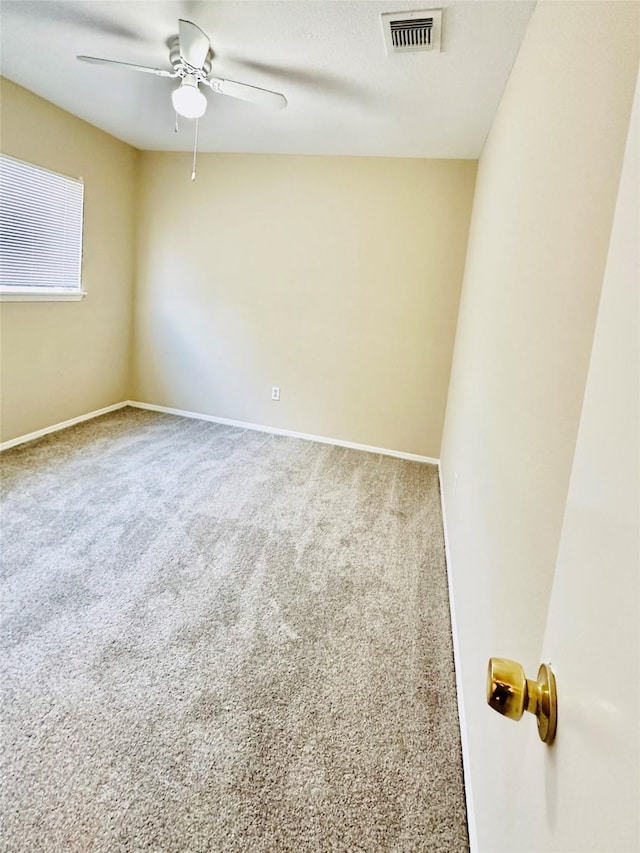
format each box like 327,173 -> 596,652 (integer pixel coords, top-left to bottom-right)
128,400 -> 439,465
0,402 -> 128,451
438,461 -> 478,853
0,398 -> 439,464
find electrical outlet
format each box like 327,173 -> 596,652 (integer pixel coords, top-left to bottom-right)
271,386 -> 280,401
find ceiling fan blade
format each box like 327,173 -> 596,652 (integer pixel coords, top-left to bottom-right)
178,19 -> 210,69
206,77 -> 287,110
77,56 -> 177,77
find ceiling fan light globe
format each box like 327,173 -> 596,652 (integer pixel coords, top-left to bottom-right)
172,79 -> 207,119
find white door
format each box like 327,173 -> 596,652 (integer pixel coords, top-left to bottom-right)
510,74 -> 639,852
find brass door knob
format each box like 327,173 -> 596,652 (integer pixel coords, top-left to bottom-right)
487,658 -> 557,744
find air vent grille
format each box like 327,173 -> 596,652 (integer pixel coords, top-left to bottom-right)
390,18 -> 433,48
381,10 -> 442,55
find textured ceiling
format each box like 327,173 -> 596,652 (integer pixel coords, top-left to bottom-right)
0,1 -> 535,157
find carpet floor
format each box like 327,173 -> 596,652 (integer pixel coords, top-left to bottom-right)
0,407 -> 468,852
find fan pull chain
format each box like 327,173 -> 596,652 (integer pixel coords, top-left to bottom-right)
191,117 -> 199,181
174,112 -> 179,133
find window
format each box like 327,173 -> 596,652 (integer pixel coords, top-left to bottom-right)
0,154 -> 85,301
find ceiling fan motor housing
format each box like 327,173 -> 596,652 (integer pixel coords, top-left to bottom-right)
169,36 -> 212,78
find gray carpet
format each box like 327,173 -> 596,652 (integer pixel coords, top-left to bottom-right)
0,407 -> 468,852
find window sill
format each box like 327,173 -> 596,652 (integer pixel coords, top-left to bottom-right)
0,287 -> 86,302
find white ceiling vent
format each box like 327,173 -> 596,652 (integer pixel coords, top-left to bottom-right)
381,10 -> 442,55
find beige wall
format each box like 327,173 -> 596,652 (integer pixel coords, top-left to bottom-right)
439,3 -> 639,850
132,153 -> 476,457
0,78 -> 138,442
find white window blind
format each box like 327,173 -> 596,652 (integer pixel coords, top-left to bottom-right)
0,154 -> 84,291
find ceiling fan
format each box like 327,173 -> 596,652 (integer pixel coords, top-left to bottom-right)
78,18 -> 288,120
